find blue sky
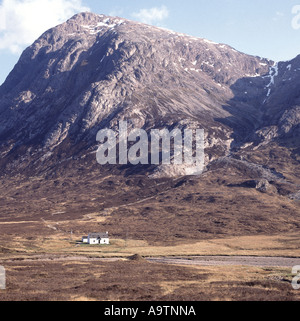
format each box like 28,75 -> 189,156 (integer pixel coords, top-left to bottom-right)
0,0 -> 300,85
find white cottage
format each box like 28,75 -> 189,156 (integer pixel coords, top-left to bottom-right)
82,232 -> 110,245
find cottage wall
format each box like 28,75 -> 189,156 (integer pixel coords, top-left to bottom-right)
89,238 -> 99,244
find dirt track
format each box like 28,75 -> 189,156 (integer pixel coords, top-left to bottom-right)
3,254 -> 300,268
147,256 -> 300,268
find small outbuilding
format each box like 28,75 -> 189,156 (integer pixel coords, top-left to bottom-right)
82,236 -> 88,243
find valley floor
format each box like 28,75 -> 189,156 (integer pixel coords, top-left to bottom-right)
0,253 -> 299,301
0,232 -> 300,301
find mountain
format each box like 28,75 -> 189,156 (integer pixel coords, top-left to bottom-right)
1,12 -> 297,170
0,12 -> 299,242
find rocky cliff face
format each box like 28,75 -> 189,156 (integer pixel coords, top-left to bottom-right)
0,12 -> 299,178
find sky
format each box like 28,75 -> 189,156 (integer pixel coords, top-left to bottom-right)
0,0 -> 300,85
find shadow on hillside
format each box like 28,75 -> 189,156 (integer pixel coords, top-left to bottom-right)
214,74 -> 268,149
214,69 -> 300,154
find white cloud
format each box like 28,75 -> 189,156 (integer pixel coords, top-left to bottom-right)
0,0 -> 90,54
132,5 -> 169,25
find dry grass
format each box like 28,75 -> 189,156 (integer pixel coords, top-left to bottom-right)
0,260 -> 299,301
2,232 -> 300,259
93,234 -> 300,258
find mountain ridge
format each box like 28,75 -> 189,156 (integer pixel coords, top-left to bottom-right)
0,12 -> 299,179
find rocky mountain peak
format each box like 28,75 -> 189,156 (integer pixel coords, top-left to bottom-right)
0,12 -> 299,178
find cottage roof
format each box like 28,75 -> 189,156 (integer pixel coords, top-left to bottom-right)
88,232 -> 109,239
